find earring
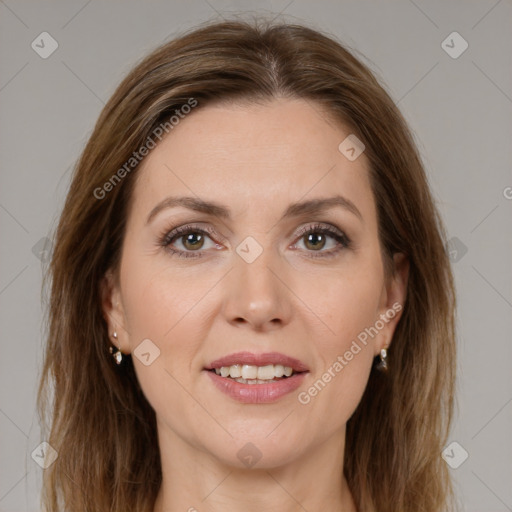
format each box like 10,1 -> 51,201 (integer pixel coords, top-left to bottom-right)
109,331 -> 123,365
375,347 -> 388,372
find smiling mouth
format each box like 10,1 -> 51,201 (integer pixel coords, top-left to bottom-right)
208,364 -> 304,384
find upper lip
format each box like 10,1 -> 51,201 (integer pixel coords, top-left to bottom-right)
205,351 -> 309,372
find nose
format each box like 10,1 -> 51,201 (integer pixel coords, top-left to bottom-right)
222,243 -> 293,332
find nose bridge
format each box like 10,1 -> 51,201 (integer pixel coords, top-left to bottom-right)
223,235 -> 291,328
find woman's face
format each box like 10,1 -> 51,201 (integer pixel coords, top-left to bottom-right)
103,98 -> 408,468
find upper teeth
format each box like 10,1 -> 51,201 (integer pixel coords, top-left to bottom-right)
215,364 -> 294,379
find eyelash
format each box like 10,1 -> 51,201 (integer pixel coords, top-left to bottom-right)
158,223 -> 351,259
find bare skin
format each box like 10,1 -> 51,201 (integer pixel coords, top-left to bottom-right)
102,98 -> 409,512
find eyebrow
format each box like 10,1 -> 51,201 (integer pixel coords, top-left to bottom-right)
146,194 -> 363,225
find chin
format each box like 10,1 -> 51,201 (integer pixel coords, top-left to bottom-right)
204,432 -> 306,470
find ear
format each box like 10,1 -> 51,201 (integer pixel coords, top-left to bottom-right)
375,252 -> 409,356
100,269 -> 130,354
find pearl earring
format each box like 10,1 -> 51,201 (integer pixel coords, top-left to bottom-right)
375,347 -> 388,372
109,331 -> 123,365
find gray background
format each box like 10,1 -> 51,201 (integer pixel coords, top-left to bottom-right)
1,1 -> 511,510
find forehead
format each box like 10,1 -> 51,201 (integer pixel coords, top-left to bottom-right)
131,98 -> 375,225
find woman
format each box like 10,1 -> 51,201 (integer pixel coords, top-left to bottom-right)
38,18 -> 457,512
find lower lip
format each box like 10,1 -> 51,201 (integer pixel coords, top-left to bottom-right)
205,370 -> 307,404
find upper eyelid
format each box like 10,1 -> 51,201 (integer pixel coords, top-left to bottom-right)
163,222 -> 348,246
165,222 -> 344,236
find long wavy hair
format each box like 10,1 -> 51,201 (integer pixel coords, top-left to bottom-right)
38,17 -> 458,512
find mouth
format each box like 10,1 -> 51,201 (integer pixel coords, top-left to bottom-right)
203,352 -> 309,403
204,351 -> 309,384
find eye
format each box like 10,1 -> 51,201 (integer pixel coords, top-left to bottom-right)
292,223 -> 351,258
159,224 -> 220,259
158,222 -> 351,259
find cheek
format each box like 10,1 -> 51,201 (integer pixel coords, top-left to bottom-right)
119,250 -> 210,389
297,257 -> 384,354
295,255 -> 383,416
297,284 -> 378,434
120,261 -> 211,432
121,245 -> 208,342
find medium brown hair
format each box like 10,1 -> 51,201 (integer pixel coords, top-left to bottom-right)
38,17 -> 457,512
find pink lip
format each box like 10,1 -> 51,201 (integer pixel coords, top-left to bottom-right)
205,370 -> 307,404
205,351 -> 309,372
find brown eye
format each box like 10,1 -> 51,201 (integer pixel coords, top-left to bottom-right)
303,232 -> 328,251
160,225 -> 219,259
293,224 -> 351,258
180,232 -> 206,251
